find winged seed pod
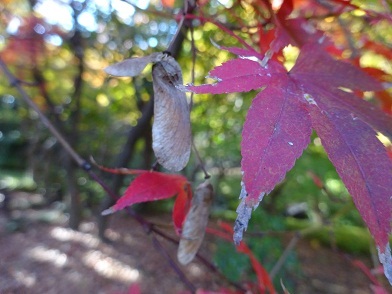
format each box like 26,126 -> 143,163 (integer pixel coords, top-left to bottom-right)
104,53 -> 191,171
177,181 -> 213,265
104,52 -> 164,77
152,56 -> 191,171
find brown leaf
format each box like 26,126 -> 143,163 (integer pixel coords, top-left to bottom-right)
177,181 -> 213,265
152,55 -> 191,171
104,52 -> 164,77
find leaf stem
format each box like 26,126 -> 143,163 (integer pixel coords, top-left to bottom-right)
192,140 -> 210,179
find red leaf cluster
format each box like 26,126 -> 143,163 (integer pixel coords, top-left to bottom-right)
101,167 -> 192,235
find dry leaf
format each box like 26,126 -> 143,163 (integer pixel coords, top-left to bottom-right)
152,55 -> 191,171
104,52 -> 164,77
177,181 -> 213,265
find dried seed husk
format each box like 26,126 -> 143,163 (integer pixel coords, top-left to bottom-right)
177,181 -> 213,265
152,55 -> 191,171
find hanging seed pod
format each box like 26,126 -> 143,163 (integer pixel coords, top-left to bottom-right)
151,55 -> 191,171
177,181 -> 213,265
104,52 -> 191,171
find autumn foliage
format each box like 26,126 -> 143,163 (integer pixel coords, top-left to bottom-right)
2,0 -> 392,292
102,0 -> 392,288
189,0 -> 392,286
97,166 -> 192,235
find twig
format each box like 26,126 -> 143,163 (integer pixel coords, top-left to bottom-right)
187,19 -> 210,180
167,15 -> 186,56
183,13 -> 255,52
150,233 -> 197,292
191,141 -> 210,179
269,232 -> 301,280
12,79 -> 39,87
189,22 -> 196,110
0,57 -> 86,168
151,225 -> 246,292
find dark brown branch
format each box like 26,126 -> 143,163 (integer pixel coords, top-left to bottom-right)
68,29 -> 85,129
65,26 -> 86,229
0,57 -> 86,168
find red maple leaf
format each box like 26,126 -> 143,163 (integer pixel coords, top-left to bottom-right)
188,42 -> 392,283
100,167 -> 192,235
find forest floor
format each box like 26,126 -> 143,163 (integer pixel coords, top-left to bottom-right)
0,191 -> 390,294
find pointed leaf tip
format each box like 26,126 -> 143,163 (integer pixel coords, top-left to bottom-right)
233,196 -> 253,245
101,207 -> 115,216
104,52 -> 164,77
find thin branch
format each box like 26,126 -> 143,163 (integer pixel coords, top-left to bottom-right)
167,16 -> 186,56
151,224 -> 246,292
12,79 -> 39,87
187,20 -> 210,180
166,0 -> 196,57
192,141 -> 210,179
0,57 -> 86,168
189,22 -> 196,110
150,234 -> 197,292
269,232 -> 301,280
183,13 -> 256,52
